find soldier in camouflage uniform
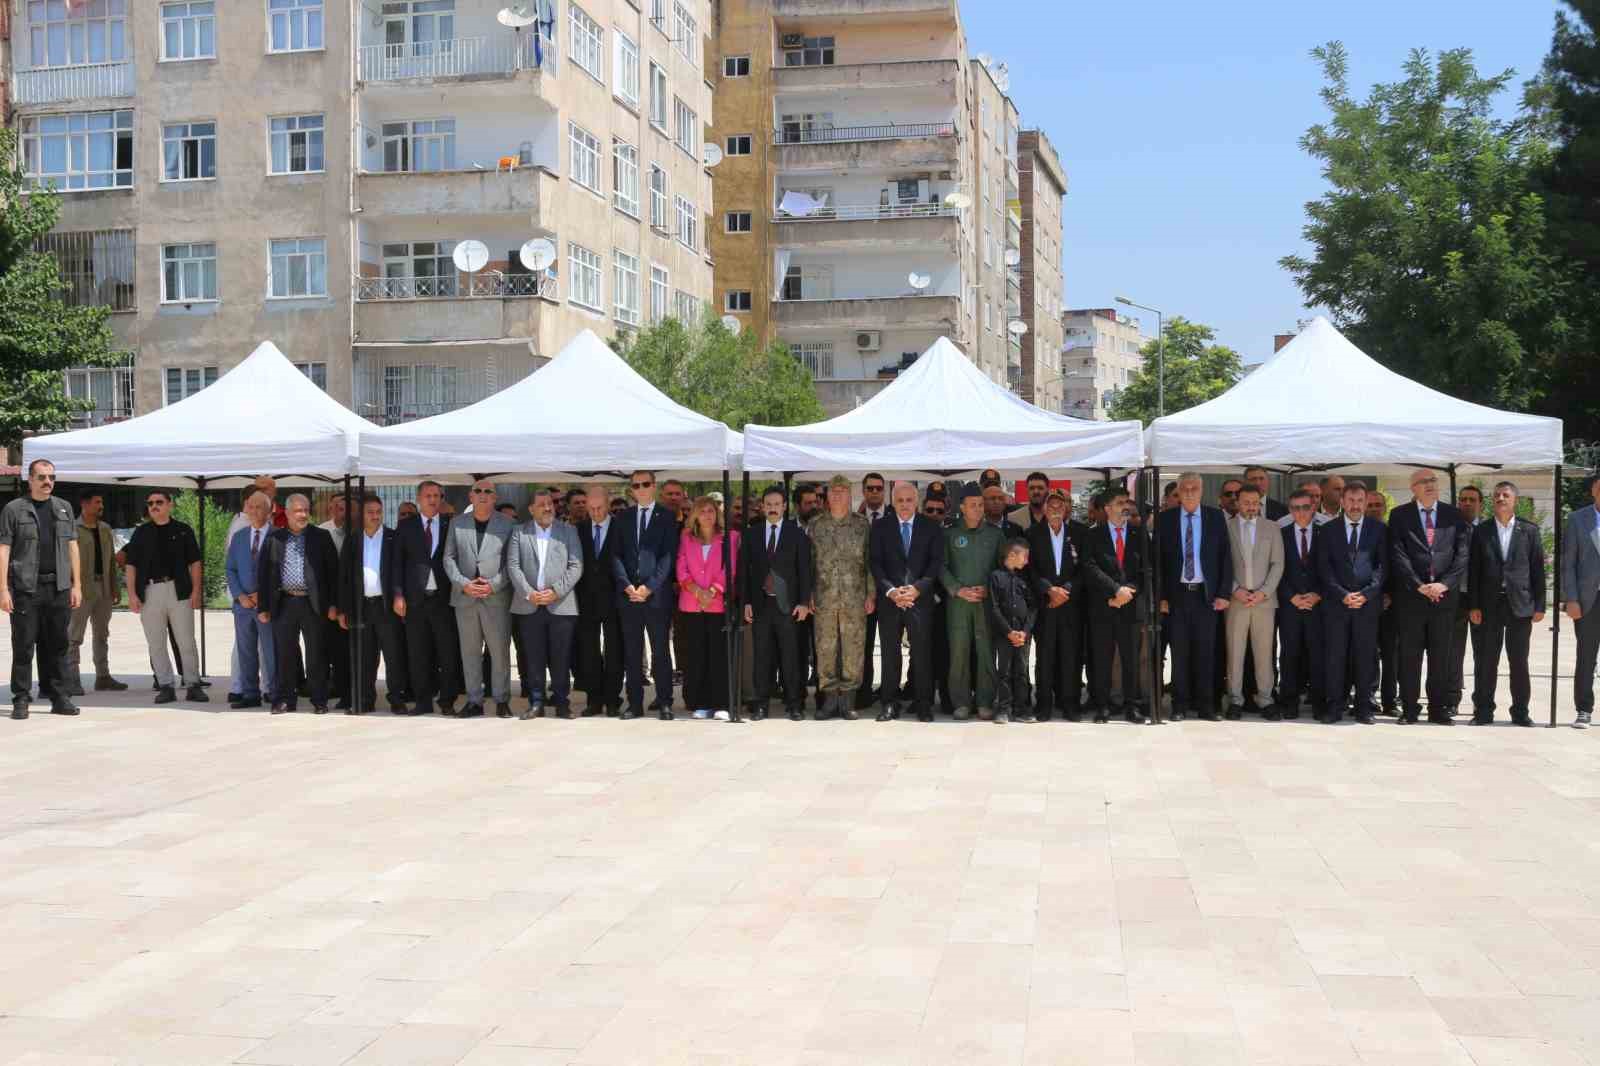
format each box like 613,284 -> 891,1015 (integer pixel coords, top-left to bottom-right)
942,484 -> 1004,719
806,475 -> 875,720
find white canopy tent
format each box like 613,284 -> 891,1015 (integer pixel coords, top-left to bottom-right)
357,329 -> 742,482
742,337 -> 1146,478
1144,316 -> 1564,474
23,341 -> 368,487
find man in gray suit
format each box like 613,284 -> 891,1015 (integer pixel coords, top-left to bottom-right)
1562,473 -> 1600,729
508,488 -> 583,720
1224,484 -> 1284,719
443,478 -> 516,718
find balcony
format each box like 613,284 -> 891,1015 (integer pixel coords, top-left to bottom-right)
12,61 -> 135,108
774,121 -> 955,146
772,200 -> 959,249
773,121 -> 959,171
357,33 -> 550,85
773,59 -> 960,95
357,166 -> 557,223
353,271 -> 554,343
774,294 -> 960,333
773,0 -> 958,20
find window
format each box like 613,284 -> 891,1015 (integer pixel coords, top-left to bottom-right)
673,289 -> 699,323
20,110 -> 134,191
269,237 -> 327,298
380,241 -> 457,298
722,55 -> 750,77
724,211 -> 751,233
614,31 -> 640,106
160,2 -> 214,60
27,0 -> 127,68
649,264 -> 668,323
782,35 -> 834,67
294,362 -> 328,390
162,122 -> 216,182
672,2 -> 697,64
35,229 -> 137,311
674,195 -> 696,250
724,290 -> 751,312
568,243 -> 602,311
648,0 -> 666,25
983,224 -> 992,266
778,111 -> 833,143
780,263 -> 831,300
165,365 -> 218,404
382,119 -> 455,172
269,0 -> 323,52
648,62 -> 668,131
614,250 -> 640,325
648,165 -> 669,230
673,97 -> 698,157
612,142 -> 639,216
792,341 -> 835,379
269,114 -> 325,174
725,134 -> 751,156
65,354 -> 135,427
162,242 -> 218,303
382,363 -> 463,422
569,4 -> 603,80
569,122 -> 601,193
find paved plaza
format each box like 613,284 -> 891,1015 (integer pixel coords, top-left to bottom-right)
1,612 -> 1598,1065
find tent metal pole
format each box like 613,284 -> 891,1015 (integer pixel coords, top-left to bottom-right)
1448,464 -> 1457,504
1148,467 -> 1163,724
738,470 -> 750,711
1551,463 -> 1563,728
722,468 -> 740,723
197,476 -> 208,679
348,475 -> 361,713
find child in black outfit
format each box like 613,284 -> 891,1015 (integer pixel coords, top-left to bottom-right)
987,538 -> 1038,724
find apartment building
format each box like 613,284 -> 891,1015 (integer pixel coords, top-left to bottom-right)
707,0 -> 1065,417
10,0 -> 715,427
1016,128 -> 1064,412
1061,306 -> 1146,420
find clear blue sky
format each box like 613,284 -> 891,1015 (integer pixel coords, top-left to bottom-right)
962,0 -> 1569,361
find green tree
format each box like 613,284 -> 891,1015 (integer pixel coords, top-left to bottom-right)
1107,317 -> 1243,423
612,314 -> 825,430
169,490 -> 233,606
1281,43 -> 1576,413
0,127 -> 120,450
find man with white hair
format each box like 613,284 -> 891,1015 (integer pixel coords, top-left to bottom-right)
256,494 -> 339,713
443,479 -> 517,718
224,491 -> 276,708
1387,468 -> 1470,725
1155,472 -> 1233,721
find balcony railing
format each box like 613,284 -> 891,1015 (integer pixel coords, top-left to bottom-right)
13,61 -> 135,106
357,33 -> 551,83
774,199 -> 958,222
773,121 -> 956,145
354,271 -> 555,301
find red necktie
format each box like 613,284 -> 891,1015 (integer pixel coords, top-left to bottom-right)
1424,509 -> 1435,546
1114,525 -> 1125,568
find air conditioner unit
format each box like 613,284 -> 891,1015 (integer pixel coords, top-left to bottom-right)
781,33 -> 805,48
856,330 -> 881,351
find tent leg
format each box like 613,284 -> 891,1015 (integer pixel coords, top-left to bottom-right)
736,470 -> 750,711
722,469 -> 740,723
1551,463 -> 1563,728
1147,467 -> 1163,724
197,476 -> 208,680
347,476 -> 360,713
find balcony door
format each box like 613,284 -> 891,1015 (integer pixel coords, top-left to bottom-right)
380,0 -> 455,75
381,241 -> 457,298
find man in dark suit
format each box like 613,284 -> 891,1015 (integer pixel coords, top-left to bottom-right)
1027,488 -> 1088,721
393,480 -> 461,715
854,472 -> 889,712
1449,485 -> 1485,716
1245,466 -> 1288,522
611,470 -> 678,719
256,493 -> 339,714
1468,481 -> 1546,726
1317,480 -> 1387,724
1082,486 -> 1146,724
338,494 -> 410,714
1275,488 -> 1323,719
573,484 -> 624,716
908,493 -> 954,715
741,485 -> 813,720
870,481 -> 942,722
1156,473 -> 1233,721
1388,468 -> 1470,725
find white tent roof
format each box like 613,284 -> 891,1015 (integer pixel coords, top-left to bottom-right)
742,336 -> 1145,478
1144,316 -> 1564,474
24,341 -> 366,487
357,329 -> 740,481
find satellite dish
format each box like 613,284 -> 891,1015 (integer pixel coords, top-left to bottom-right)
719,314 -> 742,335
452,239 -> 489,274
702,143 -> 723,167
1007,319 -> 1028,336
497,5 -> 536,28
1004,247 -> 1021,267
907,272 -> 931,291
519,237 -> 556,271
943,191 -> 972,209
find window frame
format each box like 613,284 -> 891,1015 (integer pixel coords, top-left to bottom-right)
648,62 -> 669,132
674,194 -> 696,251
722,54 -> 750,78
160,242 -> 219,304
19,109 -> 135,192
568,3 -> 604,82
267,113 -> 326,175
613,248 -> 641,326
724,289 -> 752,312
791,340 -> 835,380
724,210 -> 751,234
381,117 -> 456,174
724,133 -> 752,156
612,140 -> 640,217
164,365 -> 219,405
27,0 -> 128,68
648,263 -> 669,323
648,164 -> 669,231
267,236 -> 328,299
160,120 -> 217,183
672,96 -> 698,158
267,0 -> 324,54
159,1 -> 215,62
614,30 -> 640,107
567,242 -> 604,312
569,121 -> 602,195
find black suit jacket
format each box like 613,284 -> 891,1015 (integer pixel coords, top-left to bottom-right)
337,526 -> 400,619
1081,522 -> 1144,619
393,512 -> 452,604
256,525 -> 339,618
611,503 -> 677,609
1469,517 -> 1546,618
869,512 -> 942,598
1316,516 -> 1387,602
1387,500 -> 1470,606
1026,518 -> 1089,607
573,516 -> 620,619
740,518 -> 813,615
1263,497 -> 1288,522
1156,505 -> 1234,604
1278,521 -> 1323,607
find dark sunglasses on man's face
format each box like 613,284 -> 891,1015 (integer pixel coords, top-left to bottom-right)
1290,503 -> 1313,512
631,481 -> 653,489
146,499 -> 167,508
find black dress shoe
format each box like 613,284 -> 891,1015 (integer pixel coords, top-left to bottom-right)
235,696 -> 263,710
1398,713 -> 1418,725
621,706 -> 642,720
525,702 -> 544,718
1469,716 -> 1493,726
335,698 -> 353,710
312,704 -> 329,715
918,709 -> 934,722
1428,715 -> 1454,726
604,704 -> 620,717
270,703 -> 292,714
1064,710 -> 1082,723
1282,708 -> 1300,720
60,680 -> 85,697
875,704 -> 898,722
841,705 -> 859,721
459,703 -> 484,718
1224,708 -> 1242,720
1512,716 -> 1534,727
1262,709 -> 1281,721
1354,711 -> 1375,724
658,707 -> 675,720
11,702 -> 28,720
495,701 -> 514,719
438,700 -> 458,716
556,704 -> 574,719
154,686 -> 178,704
1124,708 -> 1145,724
746,705 -> 766,721
1093,710 -> 1109,724
787,707 -> 804,721
94,676 -> 128,692
1325,713 -> 1344,724
50,701 -> 79,716
389,701 -> 409,714
1170,709 -> 1187,722
1200,711 -> 1220,722
580,706 -> 599,717
186,685 -> 209,703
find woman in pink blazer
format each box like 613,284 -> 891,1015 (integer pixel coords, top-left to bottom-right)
676,497 -> 739,720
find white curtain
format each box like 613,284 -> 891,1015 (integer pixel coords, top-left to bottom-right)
772,249 -> 792,301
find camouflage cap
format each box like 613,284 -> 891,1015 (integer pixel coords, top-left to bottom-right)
827,474 -> 852,490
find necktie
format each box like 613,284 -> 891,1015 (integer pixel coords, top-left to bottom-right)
594,523 -> 603,553
768,524 -> 778,556
764,525 -> 777,596
1348,522 -> 1358,561
425,518 -> 434,555
638,507 -> 648,543
1183,512 -> 1195,582
1424,509 -> 1435,546
250,529 -> 261,562
900,521 -> 912,555
1114,525 -> 1125,568
1299,527 -> 1308,562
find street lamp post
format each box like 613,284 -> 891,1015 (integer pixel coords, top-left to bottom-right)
1115,295 -> 1164,418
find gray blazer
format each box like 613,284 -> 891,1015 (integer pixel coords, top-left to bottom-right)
1561,504 -> 1600,614
508,520 -> 583,616
442,512 -> 516,609
1227,515 -> 1283,599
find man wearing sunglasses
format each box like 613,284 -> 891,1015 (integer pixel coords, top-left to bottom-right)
124,489 -> 205,704
613,471 -> 678,719
1,459 -> 83,718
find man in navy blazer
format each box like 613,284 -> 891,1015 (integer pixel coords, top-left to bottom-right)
611,470 -> 678,719
1275,488 -> 1323,718
1156,473 -> 1233,720
1387,468 -> 1470,724
338,494 -> 410,714
869,481 -> 943,721
1316,480 -> 1387,723
224,491 -> 275,708
1026,487 -> 1089,721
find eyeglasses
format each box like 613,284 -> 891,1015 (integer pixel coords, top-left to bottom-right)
470,488 -> 494,495
630,481 -> 653,489
31,474 -> 55,482
864,484 -> 885,492
1290,503 -> 1313,512
146,499 -> 167,508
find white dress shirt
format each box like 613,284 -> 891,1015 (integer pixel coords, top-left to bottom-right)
532,521 -> 552,588
361,530 -> 384,597
422,513 -> 439,591
592,517 -> 609,554
1238,516 -> 1257,588
319,518 -> 346,552
1496,516 -> 1515,559
1049,522 -> 1065,573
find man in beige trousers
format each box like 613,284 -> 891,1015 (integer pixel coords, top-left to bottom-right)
66,491 -> 128,695
1226,483 -> 1283,719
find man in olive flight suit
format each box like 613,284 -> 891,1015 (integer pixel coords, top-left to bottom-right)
807,474 -> 875,720
942,484 -> 1004,720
